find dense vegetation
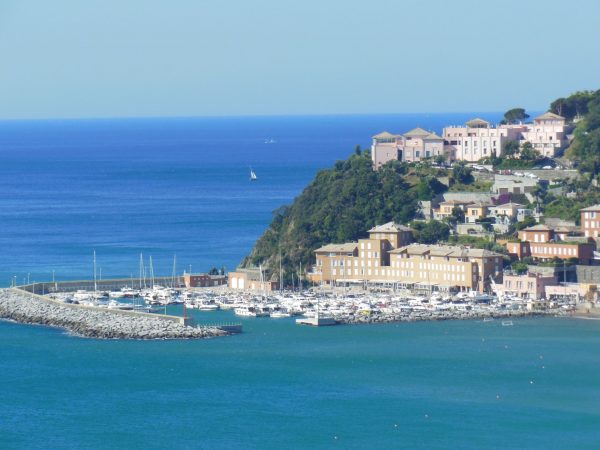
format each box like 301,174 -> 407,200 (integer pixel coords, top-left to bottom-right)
241,152 -> 444,282
538,89 -> 600,220
563,90 -> 600,174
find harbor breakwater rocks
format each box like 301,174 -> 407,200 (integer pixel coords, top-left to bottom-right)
0,289 -> 227,340
332,309 -> 547,325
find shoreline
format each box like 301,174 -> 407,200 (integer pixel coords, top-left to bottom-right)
0,289 -> 227,340
331,309 -> 552,325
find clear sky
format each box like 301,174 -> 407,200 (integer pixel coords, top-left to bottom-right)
1,0 -> 599,120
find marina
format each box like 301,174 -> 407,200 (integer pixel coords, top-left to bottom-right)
12,274 -> 581,333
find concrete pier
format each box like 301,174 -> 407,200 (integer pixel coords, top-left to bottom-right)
296,317 -> 338,327
0,289 -> 227,340
18,277 -> 185,295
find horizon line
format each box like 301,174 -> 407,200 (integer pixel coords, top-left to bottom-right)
0,109 -> 547,124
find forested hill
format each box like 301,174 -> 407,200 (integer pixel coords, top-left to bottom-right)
241,88 -> 600,283
240,152 -> 448,283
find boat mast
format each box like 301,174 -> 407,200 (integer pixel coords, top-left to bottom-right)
171,254 -> 177,288
149,256 -> 155,289
139,253 -> 144,290
93,250 -> 97,294
259,263 -> 265,300
279,247 -> 283,292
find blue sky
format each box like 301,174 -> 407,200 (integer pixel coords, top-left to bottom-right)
0,0 -> 599,119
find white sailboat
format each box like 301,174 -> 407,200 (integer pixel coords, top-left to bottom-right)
250,167 -> 257,181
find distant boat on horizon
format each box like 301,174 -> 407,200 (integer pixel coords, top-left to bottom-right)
250,167 -> 257,181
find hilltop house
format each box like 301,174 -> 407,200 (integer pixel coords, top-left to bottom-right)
371,113 -> 570,169
442,118 -> 526,162
519,112 -> 569,157
371,128 -> 445,168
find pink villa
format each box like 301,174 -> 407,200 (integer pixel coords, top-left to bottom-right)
500,271 -> 557,300
371,112 -> 570,169
442,118 -> 526,162
505,223 -> 595,265
371,127 -> 444,168
520,112 -> 569,157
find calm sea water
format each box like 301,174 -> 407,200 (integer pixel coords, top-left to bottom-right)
0,113 -> 502,285
1,313 -> 599,449
4,113 -> 598,449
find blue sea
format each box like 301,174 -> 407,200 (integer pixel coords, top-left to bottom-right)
0,113 -> 503,285
2,113 -> 599,449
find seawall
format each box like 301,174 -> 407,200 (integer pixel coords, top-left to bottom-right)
0,288 -> 228,340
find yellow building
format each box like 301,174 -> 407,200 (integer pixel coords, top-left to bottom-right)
465,202 -> 491,223
387,244 -> 504,292
312,222 -> 413,282
309,223 -> 503,292
489,202 -> 525,219
435,200 -> 472,220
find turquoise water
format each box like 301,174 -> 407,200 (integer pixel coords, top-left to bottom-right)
2,314 -> 599,449
3,114 -> 598,449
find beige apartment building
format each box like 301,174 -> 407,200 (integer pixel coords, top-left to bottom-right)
309,223 -> 503,292
312,222 -> 412,282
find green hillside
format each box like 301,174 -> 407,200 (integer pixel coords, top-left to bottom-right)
240,153 -> 447,283
241,89 -> 600,282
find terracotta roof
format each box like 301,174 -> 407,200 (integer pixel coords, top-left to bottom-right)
522,224 -> 552,231
403,127 -> 431,137
389,243 -> 503,258
581,204 -> 600,211
466,118 -> 490,127
535,111 -> 565,121
372,131 -> 399,139
314,243 -> 358,253
424,132 -> 444,140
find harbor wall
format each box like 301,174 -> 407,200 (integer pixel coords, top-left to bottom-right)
11,287 -> 186,325
0,289 -> 224,339
18,276 -> 185,295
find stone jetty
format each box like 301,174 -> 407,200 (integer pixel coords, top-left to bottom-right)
0,289 -> 228,340
332,309 -> 548,325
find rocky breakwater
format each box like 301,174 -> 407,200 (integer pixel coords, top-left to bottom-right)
0,289 -> 228,340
